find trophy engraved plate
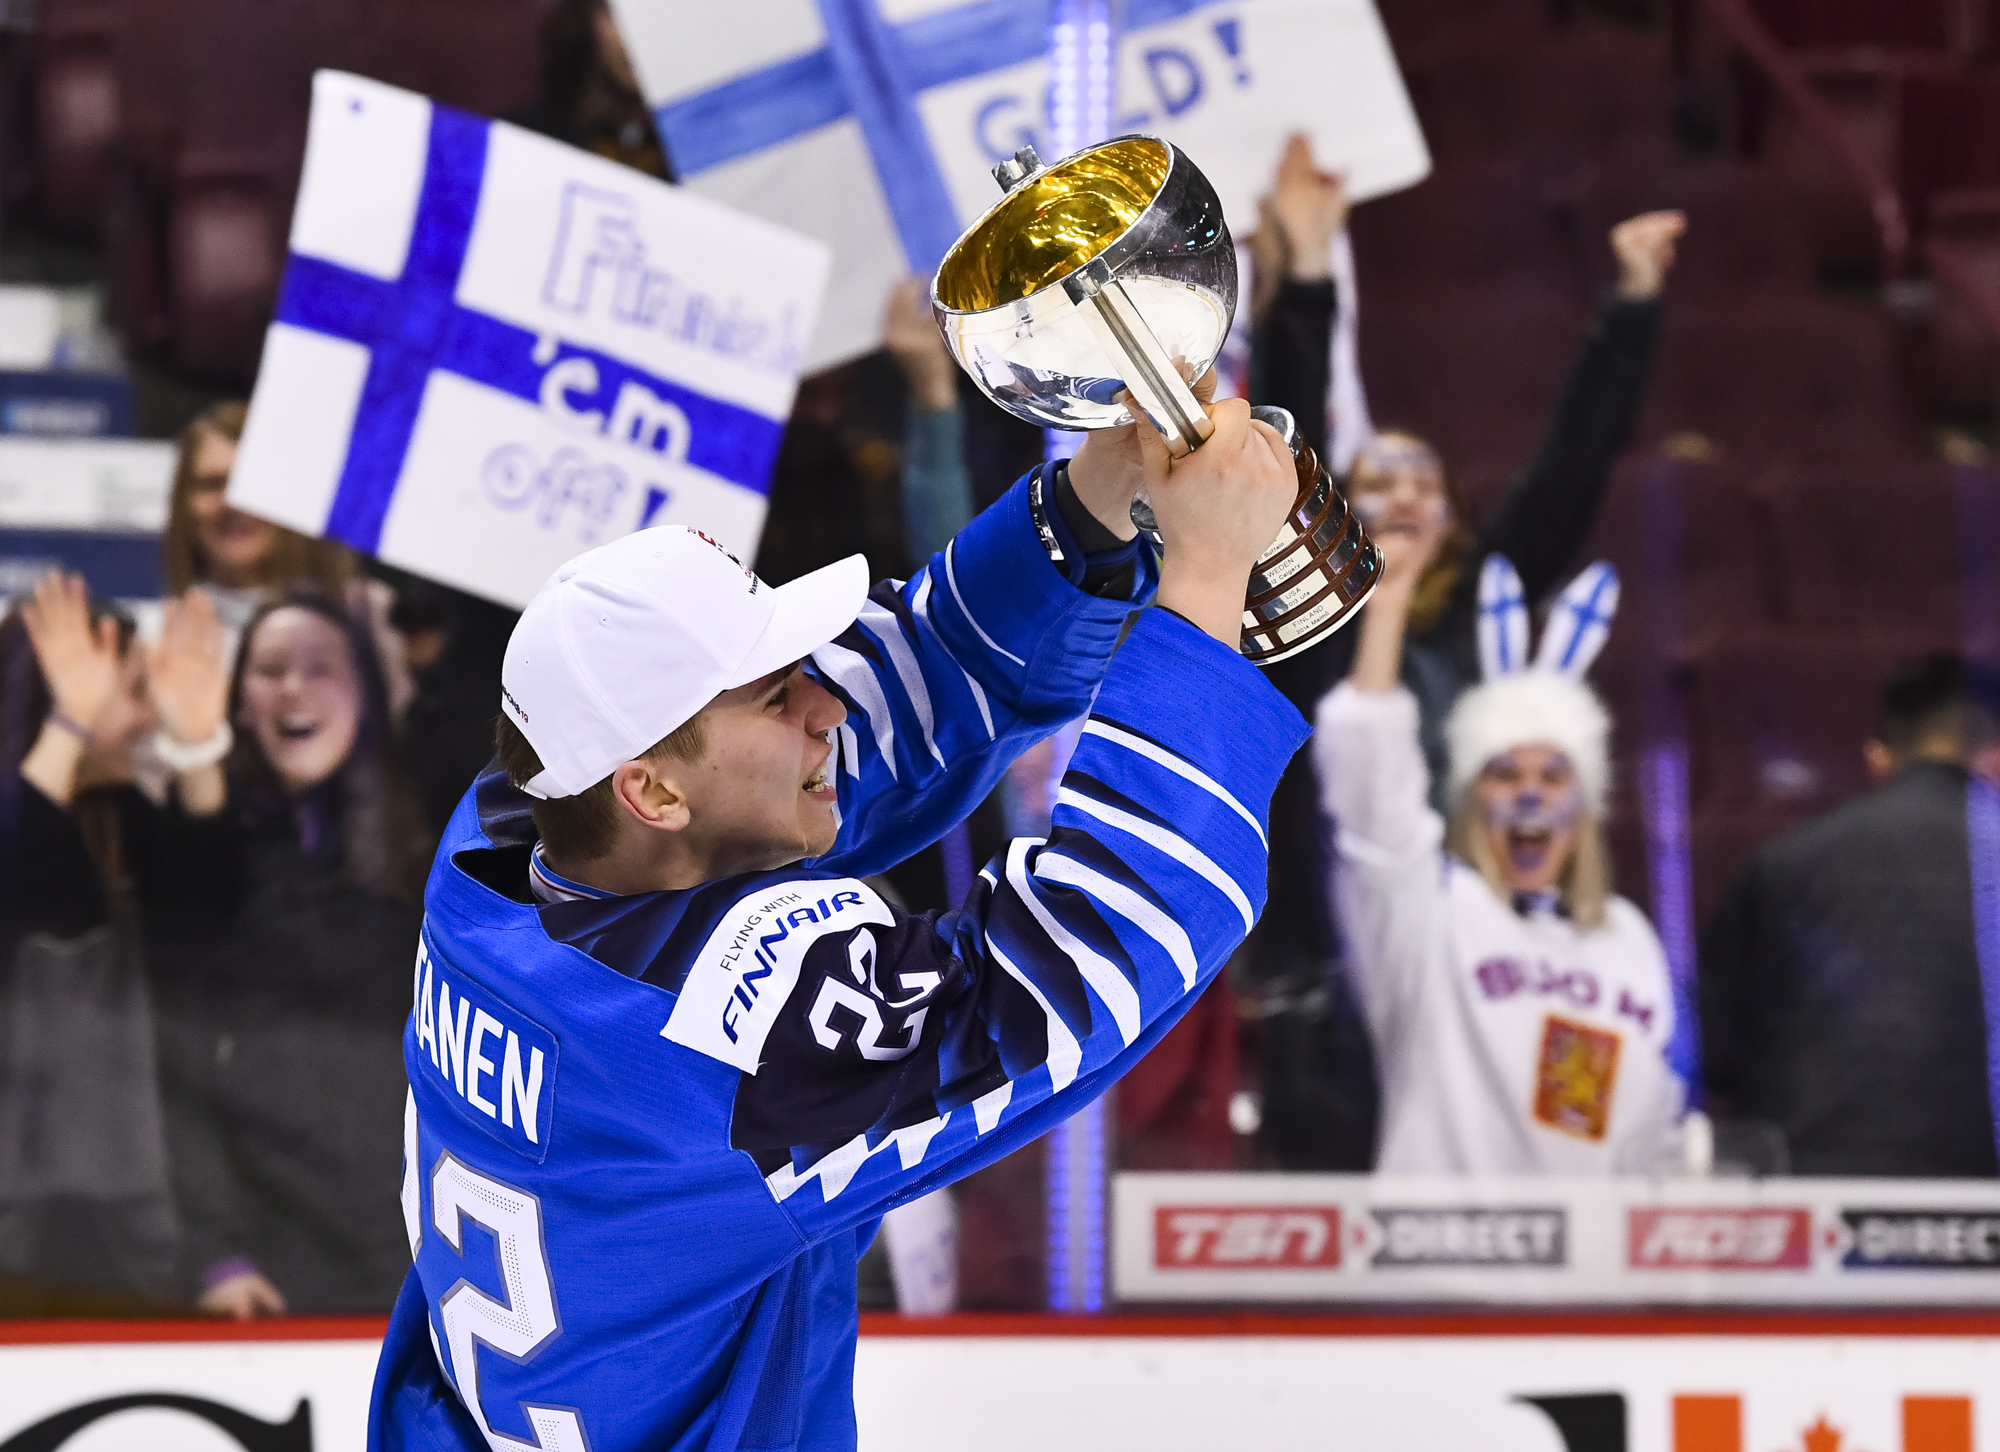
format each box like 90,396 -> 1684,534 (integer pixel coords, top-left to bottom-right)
933,136 -> 1380,666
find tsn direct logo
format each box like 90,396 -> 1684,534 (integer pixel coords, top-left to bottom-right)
1153,1206 -> 1343,1269
1628,1207 -> 1814,1269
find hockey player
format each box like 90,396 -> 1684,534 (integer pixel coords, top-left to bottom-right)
368,391 -> 1304,1450
1313,513 -> 1689,1174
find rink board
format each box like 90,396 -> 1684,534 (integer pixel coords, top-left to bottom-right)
4,1314 -> 2000,1451
1118,1173 -> 2000,1304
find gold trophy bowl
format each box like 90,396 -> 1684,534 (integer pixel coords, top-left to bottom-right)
931,136 -> 1380,666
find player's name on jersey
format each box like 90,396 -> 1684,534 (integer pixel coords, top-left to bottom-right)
411,931 -> 559,1161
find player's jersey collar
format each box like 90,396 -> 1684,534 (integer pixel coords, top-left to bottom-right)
529,845 -> 616,905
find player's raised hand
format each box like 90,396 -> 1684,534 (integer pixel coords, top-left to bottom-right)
1067,363 -> 1218,542
1138,396 -> 1297,647
20,571 -> 122,733
146,590 -> 230,747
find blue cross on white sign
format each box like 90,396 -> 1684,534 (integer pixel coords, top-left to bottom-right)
229,71 -> 830,607
616,0 -> 1429,369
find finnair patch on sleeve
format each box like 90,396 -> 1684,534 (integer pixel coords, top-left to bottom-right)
664,877 -> 894,1074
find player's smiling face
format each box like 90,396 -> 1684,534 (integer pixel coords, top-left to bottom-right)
679,661 -> 847,873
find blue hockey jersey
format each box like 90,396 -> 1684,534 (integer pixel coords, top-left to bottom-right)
368,466 -> 1309,1452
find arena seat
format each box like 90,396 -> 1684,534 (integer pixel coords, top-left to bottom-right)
1355,293 -> 1587,487
1641,299 -> 1907,457
1760,455 -> 1967,635
1685,631 -> 1945,811
34,0 -> 123,238
1586,452 -> 1776,649
1742,0 -> 1960,57
363,0 -> 540,120
1354,157 -> 1588,298
167,150 -> 288,386
1895,72 -> 2000,222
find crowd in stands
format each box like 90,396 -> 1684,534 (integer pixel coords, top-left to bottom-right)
5,0 -> 2000,1322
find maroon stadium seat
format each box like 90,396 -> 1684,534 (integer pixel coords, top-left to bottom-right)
1743,0 -> 1959,56
1896,73 -> 2000,223
34,0 -> 122,237
1641,299 -> 1907,458
1586,452 -> 1776,651
167,149 -> 289,386
364,0 -> 540,121
1760,455 -> 1966,636
1685,631 -> 1945,810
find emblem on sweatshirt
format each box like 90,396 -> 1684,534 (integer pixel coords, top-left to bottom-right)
1533,1013 -> 1621,1141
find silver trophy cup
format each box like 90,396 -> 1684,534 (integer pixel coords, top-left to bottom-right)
930,136 -> 1380,666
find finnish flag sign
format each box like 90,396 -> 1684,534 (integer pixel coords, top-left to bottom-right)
618,0 -> 1429,370
230,72 -> 831,608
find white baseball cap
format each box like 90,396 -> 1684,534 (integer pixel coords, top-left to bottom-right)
500,527 -> 869,799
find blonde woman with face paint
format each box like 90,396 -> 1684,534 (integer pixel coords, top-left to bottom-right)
1311,499 -> 1690,1175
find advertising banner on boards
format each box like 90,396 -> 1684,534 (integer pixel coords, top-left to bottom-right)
619,0 -> 1431,369
2,1323 -> 1997,1452
228,71 -> 830,607
1119,1172 -> 2000,1304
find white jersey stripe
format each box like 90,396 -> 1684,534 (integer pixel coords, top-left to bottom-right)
1056,786 -> 1256,934
945,539 -> 1026,667
1007,840 -> 1142,1045
960,666 -> 996,740
813,640 -> 899,782
1037,850 -> 1200,992
1084,719 -> 1267,848
973,1080 -> 1012,1133
912,565 -> 996,741
859,598 -> 946,769
987,937 -> 1083,1091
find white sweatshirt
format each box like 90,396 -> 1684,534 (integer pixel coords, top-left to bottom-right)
1313,683 -> 1685,1175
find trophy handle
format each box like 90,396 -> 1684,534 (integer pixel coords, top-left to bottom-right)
1062,258 -> 1215,458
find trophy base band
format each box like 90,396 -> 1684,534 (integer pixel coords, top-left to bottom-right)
1239,440 -> 1384,667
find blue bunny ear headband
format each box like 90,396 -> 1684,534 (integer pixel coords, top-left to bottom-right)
1451,555 -> 1619,813
1476,555 -> 1620,683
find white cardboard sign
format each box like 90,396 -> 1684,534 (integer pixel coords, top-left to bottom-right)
619,0 -> 1431,370
230,71 -> 831,608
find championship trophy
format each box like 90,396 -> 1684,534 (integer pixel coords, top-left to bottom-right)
932,136 -> 1381,665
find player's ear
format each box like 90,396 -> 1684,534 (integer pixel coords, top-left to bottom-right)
609,757 -> 692,834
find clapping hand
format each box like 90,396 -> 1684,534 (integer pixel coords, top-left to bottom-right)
146,591 -> 230,748
20,572 -> 122,734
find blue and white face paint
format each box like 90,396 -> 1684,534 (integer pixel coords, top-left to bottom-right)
1476,745 -> 1581,889
1346,432 -> 1451,544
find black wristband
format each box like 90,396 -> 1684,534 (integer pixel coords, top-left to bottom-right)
1050,460 -> 1132,555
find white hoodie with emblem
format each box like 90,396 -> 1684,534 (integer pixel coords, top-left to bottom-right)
1312,536 -> 1704,1184
1312,682 -> 1686,1177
